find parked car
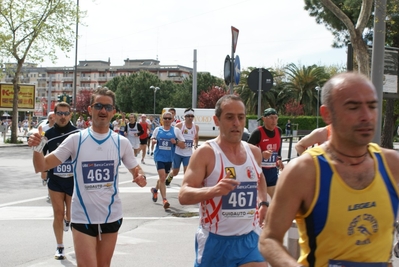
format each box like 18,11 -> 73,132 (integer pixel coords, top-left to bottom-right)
242,127 -> 250,142
26,119 -> 48,141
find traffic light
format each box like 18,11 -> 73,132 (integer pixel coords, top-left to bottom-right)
57,95 -> 62,102
68,95 -> 73,105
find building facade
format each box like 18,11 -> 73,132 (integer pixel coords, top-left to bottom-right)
2,59 -> 193,116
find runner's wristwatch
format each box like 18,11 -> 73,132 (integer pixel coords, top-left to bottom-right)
258,201 -> 269,208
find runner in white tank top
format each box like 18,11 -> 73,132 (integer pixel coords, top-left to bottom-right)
29,87 -> 147,267
165,108 -> 199,185
179,95 -> 268,267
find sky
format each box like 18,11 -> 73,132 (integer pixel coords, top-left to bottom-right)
41,0 -> 348,78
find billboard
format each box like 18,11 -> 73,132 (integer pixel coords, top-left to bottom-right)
0,83 -> 35,110
367,46 -> 399,98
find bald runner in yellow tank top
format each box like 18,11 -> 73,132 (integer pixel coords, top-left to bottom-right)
296,143 -> 399,266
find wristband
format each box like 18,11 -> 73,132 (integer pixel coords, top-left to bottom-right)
258,201 -> 269,208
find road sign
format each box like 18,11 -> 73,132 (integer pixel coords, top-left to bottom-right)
247,68 -> 274,93
224,55 -> 231,85
231,26 -> 239,53
234,55 -> 241,85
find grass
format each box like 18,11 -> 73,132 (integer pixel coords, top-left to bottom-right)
4,137 -> 24,144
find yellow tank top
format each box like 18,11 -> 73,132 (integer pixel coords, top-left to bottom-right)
297,143 -> 399,267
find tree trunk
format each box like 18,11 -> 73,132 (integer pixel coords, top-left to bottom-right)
381,99 -> 396,149
11,82 -> 19,143
352,31 -> 370,75
11,64 -> 23,144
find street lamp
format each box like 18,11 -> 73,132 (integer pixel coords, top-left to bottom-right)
315,86 -> 320,128
150,86 -> 160,114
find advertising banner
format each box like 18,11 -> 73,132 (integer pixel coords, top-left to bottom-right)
0,83 -> 35,110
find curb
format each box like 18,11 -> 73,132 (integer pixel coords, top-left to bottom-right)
0,144 -> 28,148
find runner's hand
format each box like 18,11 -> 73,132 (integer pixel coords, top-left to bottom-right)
132,167 -> 147,187
213,171 -> 240,196
28,126 -> 43,147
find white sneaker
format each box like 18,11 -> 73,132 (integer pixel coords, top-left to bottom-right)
63,220 -> 70,232
54,247 -> 65,260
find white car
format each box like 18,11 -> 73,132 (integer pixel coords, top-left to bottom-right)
242,127 -> 250,142
26,119 -> 48,140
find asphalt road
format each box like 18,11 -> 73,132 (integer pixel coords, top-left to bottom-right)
1,142 -> 398,266
0,146 -> 199,267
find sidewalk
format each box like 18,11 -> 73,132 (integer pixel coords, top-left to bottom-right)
0,130 -> 28,147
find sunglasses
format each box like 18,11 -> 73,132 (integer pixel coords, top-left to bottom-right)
91,103 -> 114,112
56,111 -> 71,116
163,117 -> 172,120
185,115 -> 194,118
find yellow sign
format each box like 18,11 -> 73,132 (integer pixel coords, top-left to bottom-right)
0,83 -> 35,110
224,167 -> 236,179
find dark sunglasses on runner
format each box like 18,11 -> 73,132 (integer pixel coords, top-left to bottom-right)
91,103 -> 114,112
56,111 -> 71,116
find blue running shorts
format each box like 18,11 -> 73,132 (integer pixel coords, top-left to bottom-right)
262,167 -> 279,187
172,154 -> 190,169
47,176 -> 73,196
194,228 -> 265,267
156,161 -> 172,173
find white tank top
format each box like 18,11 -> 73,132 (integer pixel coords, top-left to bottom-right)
200,139 -> 262,236
53,128 -> 138,224
175,122 -> 196,157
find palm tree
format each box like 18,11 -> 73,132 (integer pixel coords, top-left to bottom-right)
284,63 -> 328,115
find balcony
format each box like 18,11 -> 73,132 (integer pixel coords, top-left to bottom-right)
62,77 -> 74,82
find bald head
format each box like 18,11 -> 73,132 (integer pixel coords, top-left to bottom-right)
321,72 -> 376,108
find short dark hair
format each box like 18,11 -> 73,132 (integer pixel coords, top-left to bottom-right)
54,102 -> 71,113
90,87 -> 115,106
215,95 -> 244,118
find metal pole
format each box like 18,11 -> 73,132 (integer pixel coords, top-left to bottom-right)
229,36 -> 234,94
316,86 -> 320,128
73,0 -> 79,122
371,0 -> 386,144
192,49 -> 197,108
257,69 -> 263,125
153,90 -> 156,114
47,76 -> 52,115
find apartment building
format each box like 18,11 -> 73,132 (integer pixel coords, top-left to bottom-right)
2,59 -> 193,116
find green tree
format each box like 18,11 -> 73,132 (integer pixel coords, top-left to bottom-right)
128,71 -> 163,114
178,72 -> 225,107
283,63 -> 328,115
304,0 -> 373,74
306,0 -> 399,147
115,75 -> 135,113
381,3 -> 399,148
0,0 -> 83,143
105,75 -> 126,93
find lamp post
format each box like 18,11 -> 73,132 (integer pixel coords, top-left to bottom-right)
315,86 -> 320,128
150,86 -> 160,114
72,0 -> 79,124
